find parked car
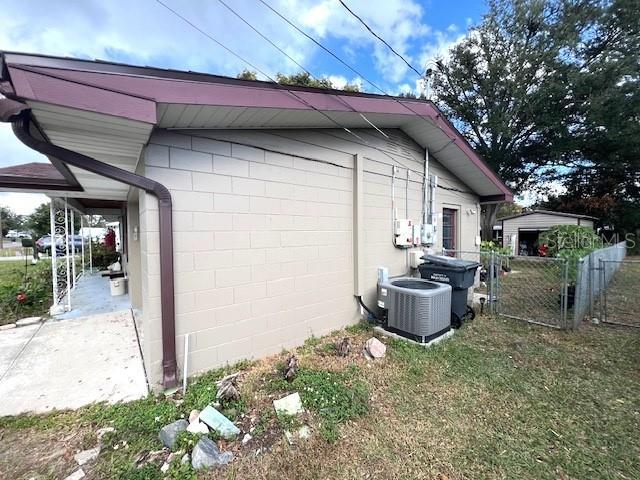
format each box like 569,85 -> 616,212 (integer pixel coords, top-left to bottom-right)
36,234 -> 84,254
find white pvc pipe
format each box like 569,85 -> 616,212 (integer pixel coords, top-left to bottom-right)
182,333 -> 189,394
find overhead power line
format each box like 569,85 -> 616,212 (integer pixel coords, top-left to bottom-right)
153,0 -> 371,144
338,0 -> 424,77
153,0 -> 416,167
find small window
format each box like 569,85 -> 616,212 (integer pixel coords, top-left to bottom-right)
442,208 -> 457,254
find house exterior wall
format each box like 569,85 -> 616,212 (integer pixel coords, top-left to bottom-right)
135,128 -> 481,384
502,213 -> 594,249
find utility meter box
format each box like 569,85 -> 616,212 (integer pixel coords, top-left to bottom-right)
420,223 -> 437,245
394,219 -> 414,247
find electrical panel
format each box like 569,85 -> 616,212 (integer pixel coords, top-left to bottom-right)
420,223 -> 437,245
394,219 -> 414,247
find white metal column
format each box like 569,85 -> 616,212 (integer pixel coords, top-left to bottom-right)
80,215 -> 85,274
49,198 -> 59,312
64,198 -> 71,311
71,209 -> 77,285
88,216 -> 93,274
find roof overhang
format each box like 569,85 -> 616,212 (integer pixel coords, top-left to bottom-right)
0,51 -> 513,203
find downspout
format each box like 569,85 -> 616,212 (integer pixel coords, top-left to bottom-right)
11,112 -> 178,389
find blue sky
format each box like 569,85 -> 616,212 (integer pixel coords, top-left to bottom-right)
0,0 -> 489,213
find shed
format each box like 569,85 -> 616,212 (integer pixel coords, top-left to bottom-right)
499,210 -> 597,255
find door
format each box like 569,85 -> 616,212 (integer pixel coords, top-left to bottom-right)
442,208 -> 457,254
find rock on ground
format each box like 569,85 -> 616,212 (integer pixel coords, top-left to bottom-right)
188,409 -> 200,423
187,419 -> 210,434
363,337 -> 386,359
63,469 -> 85,480
199,405 -> 240,439
159,419 -> 188,449
273,392 -> 304,416
191,436 -> 233,470
73,447 -> 100,466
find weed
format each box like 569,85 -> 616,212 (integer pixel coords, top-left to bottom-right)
291,368 -> 369,443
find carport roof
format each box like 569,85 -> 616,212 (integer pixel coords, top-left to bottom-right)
499,210 -> 598,222
0,51 -> 513,203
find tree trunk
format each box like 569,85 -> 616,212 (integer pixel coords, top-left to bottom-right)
481,203 -> 501,242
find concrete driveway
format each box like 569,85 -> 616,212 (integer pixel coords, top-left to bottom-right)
0,310 -> 148,416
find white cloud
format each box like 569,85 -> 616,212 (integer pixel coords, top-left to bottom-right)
0,192 -> 49,215
297,0 -> 430,83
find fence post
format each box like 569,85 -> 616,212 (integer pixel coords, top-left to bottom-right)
562,259 -> 569,329
599,258 -> 606,323
488,251 -> 494,315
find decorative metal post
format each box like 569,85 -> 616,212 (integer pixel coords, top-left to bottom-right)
88,216 -> 93,274
64,198 -> 71,312
70,209 -> 76,286
80,215 -> 85,274
49,198 -> 59,312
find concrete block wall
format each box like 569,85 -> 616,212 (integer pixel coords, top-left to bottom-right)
136,128 -> 480,384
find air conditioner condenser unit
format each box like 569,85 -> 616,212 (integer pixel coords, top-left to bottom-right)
378,277 -> 451,343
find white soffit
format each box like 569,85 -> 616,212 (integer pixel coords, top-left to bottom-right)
28,101 -> 153,200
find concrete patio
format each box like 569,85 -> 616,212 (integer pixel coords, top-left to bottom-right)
0,309 -> 148,416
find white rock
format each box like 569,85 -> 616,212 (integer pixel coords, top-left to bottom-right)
160,461 -> 170,473
74,447 -> 100,466
0,323 -> 16,331
364,337 -> 386,359
242,433 -> 252,445
63,469 -> 85,480
187,420 -> 210,434
96,427 -> 115,442
273,392 -> 304,416
188,409 -> 200,423
16,316 -> 42,327
181,453 -> 190,465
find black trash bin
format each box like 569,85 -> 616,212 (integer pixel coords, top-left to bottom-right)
418,255 -> 481,328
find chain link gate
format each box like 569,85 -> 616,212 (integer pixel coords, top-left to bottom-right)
493,254 -> 570,329
599,259 -> 640,328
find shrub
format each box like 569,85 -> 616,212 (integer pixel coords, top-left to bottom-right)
90,242 -> 120,269
539,225 -> 602,257
0,261 -> 52,324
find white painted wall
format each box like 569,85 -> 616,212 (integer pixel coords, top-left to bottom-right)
135,128 -> 481,384
502,213 -> 595,249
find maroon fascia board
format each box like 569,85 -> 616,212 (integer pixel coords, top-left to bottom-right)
2,52 -> 513,198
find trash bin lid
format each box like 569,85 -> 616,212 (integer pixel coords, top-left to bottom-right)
421,254 -> 481,271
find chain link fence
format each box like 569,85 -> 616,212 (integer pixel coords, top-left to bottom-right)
599,259 -> 639,327
432,243 -> 633,330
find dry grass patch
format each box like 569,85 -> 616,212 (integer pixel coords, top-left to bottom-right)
1,318 -> 639,480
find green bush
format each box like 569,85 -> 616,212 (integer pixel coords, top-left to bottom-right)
539,225 -> 602,257
480,240 -> 512,255
0,260 -> 52,324
90,242 -> 120,269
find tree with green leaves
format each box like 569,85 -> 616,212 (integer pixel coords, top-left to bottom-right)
237,70 -> 360,92
431,0 -> 590,239
0,206 -> 22,238
24,203 -> 51,240
543,0 -> 640,237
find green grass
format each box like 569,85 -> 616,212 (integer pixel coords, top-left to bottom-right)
0,259 -> 52,325
1,317 -> 639,479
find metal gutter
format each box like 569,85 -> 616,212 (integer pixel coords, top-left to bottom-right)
11,112 -> 178,389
